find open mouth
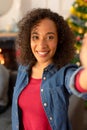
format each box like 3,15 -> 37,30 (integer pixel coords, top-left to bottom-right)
37,51 -> 49,56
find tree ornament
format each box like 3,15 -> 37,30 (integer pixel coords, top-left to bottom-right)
85,22 -> 87,27
79,28 -> 83,33
84,0 -> 87,2
76,62 -> 80,66
76,36 -> 81,41
74,3 -> 78,8
76,49 -> 80,54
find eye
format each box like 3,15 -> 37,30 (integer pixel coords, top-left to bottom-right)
31,35 -> 39,41
47,35 -> 54,40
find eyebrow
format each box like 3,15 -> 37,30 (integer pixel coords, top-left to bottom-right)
31,32 -> 55,35
46,32 -> 55,35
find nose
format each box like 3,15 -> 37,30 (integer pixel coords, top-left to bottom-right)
38,38 -> 47,49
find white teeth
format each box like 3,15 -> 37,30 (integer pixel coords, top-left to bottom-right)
38,52 -> 48,55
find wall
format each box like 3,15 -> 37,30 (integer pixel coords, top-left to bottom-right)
20,0 -> 74,18
0,0 -> 21,31
0,0 -> 74,31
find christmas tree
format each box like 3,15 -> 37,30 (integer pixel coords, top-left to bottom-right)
67,0 -> 87,66
67,0 -> 87,109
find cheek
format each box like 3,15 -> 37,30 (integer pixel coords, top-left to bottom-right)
51,38 -> 58,50
30,42 -> 35,51
51,43 -> 57,52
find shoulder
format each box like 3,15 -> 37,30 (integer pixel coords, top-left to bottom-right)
55,64 -> 79,82
57,64 -> 78,74
18,64 -> 30,72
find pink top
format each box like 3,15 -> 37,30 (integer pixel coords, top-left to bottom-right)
18,77 -> 52,130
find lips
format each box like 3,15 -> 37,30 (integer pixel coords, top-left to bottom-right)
37,51 -> 49,56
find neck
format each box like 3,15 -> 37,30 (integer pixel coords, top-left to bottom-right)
31,62 -> 51,79
35,61 -> 52,70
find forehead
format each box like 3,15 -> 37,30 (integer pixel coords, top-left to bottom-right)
31,18 -> 57,32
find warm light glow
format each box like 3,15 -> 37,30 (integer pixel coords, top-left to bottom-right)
0,48 -> 2,53
1,60 -> 5,64
0,54 -> 5,64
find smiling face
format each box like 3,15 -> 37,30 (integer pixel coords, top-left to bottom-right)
30,18 -> 58,67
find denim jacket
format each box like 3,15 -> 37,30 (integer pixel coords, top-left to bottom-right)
12,64 -> 87,130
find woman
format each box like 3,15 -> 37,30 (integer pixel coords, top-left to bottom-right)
12,8 -> 87,130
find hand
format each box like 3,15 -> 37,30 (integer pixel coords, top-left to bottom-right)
80,33 -> 87,68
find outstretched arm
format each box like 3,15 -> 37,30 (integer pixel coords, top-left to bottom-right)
79,33 -> 87,91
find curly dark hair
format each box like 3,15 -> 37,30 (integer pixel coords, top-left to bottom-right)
15,8 -> 76,69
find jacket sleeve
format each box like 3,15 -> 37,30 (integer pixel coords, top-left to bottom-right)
69,67 -> 87,100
